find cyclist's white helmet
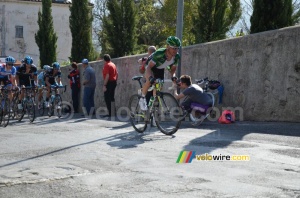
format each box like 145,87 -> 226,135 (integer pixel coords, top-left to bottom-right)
43,65 -> 51,71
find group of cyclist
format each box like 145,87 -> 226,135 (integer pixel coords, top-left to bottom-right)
0,35 -> 212,120
0,55 -> 62,111
138,36 -> 213,115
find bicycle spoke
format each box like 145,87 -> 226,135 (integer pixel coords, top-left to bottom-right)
38,98 -> 45,116
2,98 -> 10,127
54,95 -> 62,118
154,93 -> 182,135
27,98 -> 35,123
128,94 -> 147,133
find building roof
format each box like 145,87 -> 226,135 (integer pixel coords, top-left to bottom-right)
17,0 -> 93,6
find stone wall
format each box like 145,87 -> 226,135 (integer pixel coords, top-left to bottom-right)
60,25 -> 300,122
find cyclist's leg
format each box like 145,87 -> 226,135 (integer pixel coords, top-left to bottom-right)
45,84 -> 52,107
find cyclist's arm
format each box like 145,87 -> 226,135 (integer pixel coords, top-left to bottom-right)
173,90 -> 185,100
169,64 -> 177,78
145,61 -> 155,80
56,76 -> 61,85
45,77 -> 51,87
11,75 -> 17,87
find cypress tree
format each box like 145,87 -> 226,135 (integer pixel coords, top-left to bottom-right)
102,0 -> 136,58
250,0 -> 293,34
192,0 -> 241,43
69,0 -> 94,62
35,0 -> 57,68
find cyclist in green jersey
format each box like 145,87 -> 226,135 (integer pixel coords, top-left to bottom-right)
139,36 -> 181,111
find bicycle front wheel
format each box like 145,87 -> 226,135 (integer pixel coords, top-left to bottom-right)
54,95 -> 62,118
128,94 -> 147,133
154,92 -> 182,135
38,98 -> 45,116
48,100 -> 54,117
26,98 -> 35,123
2,98 -> 10,127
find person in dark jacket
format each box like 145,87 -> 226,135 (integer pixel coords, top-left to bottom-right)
68,62 -> 80,113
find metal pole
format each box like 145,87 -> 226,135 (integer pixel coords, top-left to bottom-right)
176,0 -> 184,79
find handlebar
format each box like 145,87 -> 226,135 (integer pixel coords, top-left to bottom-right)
51,85 -> 67,92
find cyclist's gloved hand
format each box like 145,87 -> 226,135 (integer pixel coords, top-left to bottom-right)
149,76 -> 156,85
51,84 -> 58,88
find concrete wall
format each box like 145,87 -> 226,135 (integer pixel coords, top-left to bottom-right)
60,25 -> 300,122
0,0 -> 72,63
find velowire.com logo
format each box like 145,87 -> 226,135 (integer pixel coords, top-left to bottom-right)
176,151 -> 250,163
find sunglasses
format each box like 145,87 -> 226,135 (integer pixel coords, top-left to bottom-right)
169,46 -> 180,50
7,64 -> 13,66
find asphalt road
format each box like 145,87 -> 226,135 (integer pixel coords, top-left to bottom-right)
0,114 -> 299,198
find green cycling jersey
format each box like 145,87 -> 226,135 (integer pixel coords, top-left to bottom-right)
147,48 -> 180,71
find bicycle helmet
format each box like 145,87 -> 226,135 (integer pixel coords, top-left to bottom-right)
24,55 -> 33,65
166,36 -> 181,47
5,56 -> 16,64
52,62 -> 60,69
43,65 -> 51,71
82,59 -> 88,64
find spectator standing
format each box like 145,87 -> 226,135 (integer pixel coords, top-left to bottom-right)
68,62 -> 80,113
138,46 -> 156,74
82,59 -> 96,116
102,54 -> 118,117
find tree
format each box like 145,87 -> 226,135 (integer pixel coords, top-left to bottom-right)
35,0 -> 57,68
69,0 -> 94,62
250,0 -> 293,33
192,0 -> 241,43
236,0 -> 299,35
135,0 -> 166,52
101,0 -> 136,58
93,0 -> 109,54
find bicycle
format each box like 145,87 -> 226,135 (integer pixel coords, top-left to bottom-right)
37,86 -> 48,116
182,77 -> 221,126
14,86 -> 36,123
0,85 -> 12,127
47,85 -> 66,118
128,76 -> 182,135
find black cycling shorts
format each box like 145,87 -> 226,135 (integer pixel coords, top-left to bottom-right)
151,67 -> 164,80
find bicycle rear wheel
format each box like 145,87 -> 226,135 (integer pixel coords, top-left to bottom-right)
48,100 -> 54,117
26,98 -> 35,123
128,94 -> 147,133
38,98 -> 45,116
14,101 -> 25,122
2,98 -> 10,127
154,92 -> 182,135
54,95 -> 62,118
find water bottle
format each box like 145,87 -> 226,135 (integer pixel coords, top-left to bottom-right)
51,95 -> 55,102
148,96 -> 154,107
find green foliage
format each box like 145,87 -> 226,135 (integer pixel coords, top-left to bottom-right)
159,0 -> 199,46
35,0 -> 57,68
101,0 -> 136,58
250,0 -> 293,33
135,0 -> 166,49
192,0 -> 241,43
69,0 -> 94,62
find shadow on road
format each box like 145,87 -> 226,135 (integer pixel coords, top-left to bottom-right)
182,121 -> 300,155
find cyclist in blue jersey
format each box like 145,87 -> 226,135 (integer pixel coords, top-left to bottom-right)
37,65 -> 51,109
44,62 -> 62,107
16,56 -> 38,109
0,56 -> 17,103
139,36 -> 181,111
